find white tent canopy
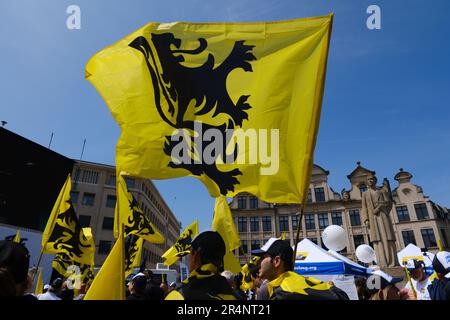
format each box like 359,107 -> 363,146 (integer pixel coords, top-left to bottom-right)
294,238 -> 369,277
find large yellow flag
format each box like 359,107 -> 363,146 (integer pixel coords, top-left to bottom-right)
86,15 -> 333,204
42,175 -> 94,265
212,196 -> 241,273
115,174 -> 164,244
162,220 -> 198,266
84,232 -> 125,300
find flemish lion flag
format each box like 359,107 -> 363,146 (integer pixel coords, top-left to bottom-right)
86,15 -> 333,204
162,219 -> 198,266
52,228 -> 95,284
124,235 -> 144,278
42,175 -> 94,265
115,174 -> 164,244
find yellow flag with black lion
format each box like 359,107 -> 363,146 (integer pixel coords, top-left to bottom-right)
86,14 -> 333,205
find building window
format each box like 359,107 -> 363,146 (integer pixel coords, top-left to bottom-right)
331,211 -> 342,226
396,206 -> 410,222
318,213 -> 329,229
102,217 -> 114,230
78,215 -> 91,228
77,169 -> 99,184
251,240 -> 260,251
314,188 -> 325,202
262,216 -> 272,232
415,203 -> 429,220
250,217 -> 260,232
249,196 -> 258,209
402,230 -> 416,246
106,195 -> 117,208
349,209 -> 361,226
279,215 -> 289,232
124,177 -> 135,189
106,175 -> 116,186
305,214 -> 315,230
238,217 -> 247,232
70,191 -> 79,204
306,190 -> 312,203
82,193 -> 95,206
237,196 -> 247,209
353,235 -> 365,248
440,229 -> 449,248
359,184 -> 367,194
421,229 -> 437,248
240,240 -> 248,255
98,241 -> 112,254
291,215 -> 299,230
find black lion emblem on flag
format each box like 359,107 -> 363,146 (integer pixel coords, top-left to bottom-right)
129,33 -> 256,194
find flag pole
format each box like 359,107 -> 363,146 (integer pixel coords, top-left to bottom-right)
292,204 -> 304,270
403,262 -> 417,299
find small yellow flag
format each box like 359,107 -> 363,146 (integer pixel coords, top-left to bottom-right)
162,220 -> 199,266
34,269 -> 43,296
212,196 -> 241,273
115,174 -> 165,244
13,229 -> 20,243
42,174 -> 94,265
84,233 -> 125,300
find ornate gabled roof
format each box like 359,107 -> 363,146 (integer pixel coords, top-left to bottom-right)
312,164 -> 330,176
394,168 -> 413,182
347,161 -> 375,179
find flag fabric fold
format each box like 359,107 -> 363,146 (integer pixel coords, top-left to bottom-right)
124,235 -> 144,278
86,15 -> 334,205
162,220 -> 198,266
115,174 -> 165,244
84,231 -> 125,300
212,196 -> 241,273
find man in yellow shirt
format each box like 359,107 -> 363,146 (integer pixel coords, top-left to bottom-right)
251,238 -> 349,300
165,231 -> 239,300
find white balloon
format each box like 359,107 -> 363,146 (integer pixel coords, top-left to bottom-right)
355,244 -> 376,263
322,225 -> 347,251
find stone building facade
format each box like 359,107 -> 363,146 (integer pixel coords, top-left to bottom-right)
230,163 -> 450,265
71,160 -> 181,267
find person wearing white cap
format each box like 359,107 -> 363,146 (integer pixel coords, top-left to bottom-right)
427,251 -> 450,300
403,259 -> 432,300
251,238 -> 349,300
365,270 -> 413,300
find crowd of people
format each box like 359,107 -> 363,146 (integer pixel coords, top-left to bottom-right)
1,232 -> 450,301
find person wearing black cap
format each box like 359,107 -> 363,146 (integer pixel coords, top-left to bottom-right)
427,251 -> 450,300
251,238 -> 349,300
0,240 -> 35,299
403,258 -> 431,300
165,231 -> 239,300
38,278 -> 63,300
127,274 -> 148,300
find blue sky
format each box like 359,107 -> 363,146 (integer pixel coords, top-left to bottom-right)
1,0 -> 449,232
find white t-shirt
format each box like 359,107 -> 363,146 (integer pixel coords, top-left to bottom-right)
37,291 -> 61,301
405,277 -> 432,300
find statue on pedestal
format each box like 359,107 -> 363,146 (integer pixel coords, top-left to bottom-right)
361,175 -> 398,267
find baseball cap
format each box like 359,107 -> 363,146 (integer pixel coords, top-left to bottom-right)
366,270 -> 403,291
43,284 -> 51,291
251,238 -> 292,258
190,231 -> 226,262
405,258 -> 425,271
0,240 -> 30,284
433,251 -> 450,275
131,275 -> 147,292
